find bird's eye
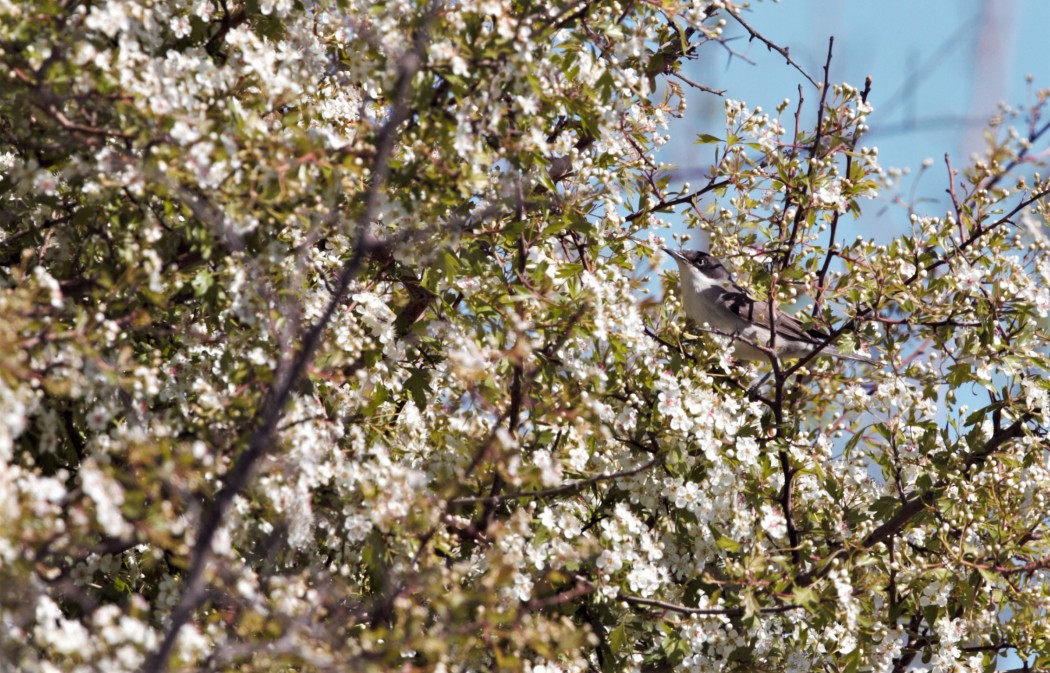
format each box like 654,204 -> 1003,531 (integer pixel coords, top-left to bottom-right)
696,258 -> 707,267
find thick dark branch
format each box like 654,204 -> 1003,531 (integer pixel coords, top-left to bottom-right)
524,576 -> 595,612
776,447 -> 801,565
890,611 -> 927,673
988,555 -> 1050,575
861,491 -> 936,549
963,417 -> 1028,470
205,4 -> 250,57
477,232 -> 530,529
140,40 -> 425,673
796,417 -> 1029,589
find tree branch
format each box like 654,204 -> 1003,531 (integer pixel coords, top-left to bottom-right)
618,589 -> 802,617
448,456 -> 661,506
796,416 -> 1030,589
813,76 -> 872,316
624,177 -> 730,223
140,39 -> 426,673
723,4 -> 818,88
781,36 -> 834,271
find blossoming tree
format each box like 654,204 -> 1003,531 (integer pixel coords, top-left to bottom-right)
1,0 -> 1048,671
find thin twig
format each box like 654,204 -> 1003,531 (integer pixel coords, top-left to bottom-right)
813,76 -> 872,317
618,590 -> 802,617
723,4 -> 818,88
670,71 -> 725,96
781,37 -> 834,271
982,118 -> 1050,192
944,153 -> 964,241
448,457 -> 661,506
624,178 -> 730,223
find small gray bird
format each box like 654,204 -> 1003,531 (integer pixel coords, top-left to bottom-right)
664,248 -> 875,364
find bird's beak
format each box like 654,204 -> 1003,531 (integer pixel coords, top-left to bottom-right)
663,248 -> 685,262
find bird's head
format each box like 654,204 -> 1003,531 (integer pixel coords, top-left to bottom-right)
663,248 -> 732,282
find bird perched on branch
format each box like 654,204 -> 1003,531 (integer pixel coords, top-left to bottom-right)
664,248 -> 875,364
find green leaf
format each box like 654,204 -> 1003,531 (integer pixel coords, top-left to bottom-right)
789,585 -> 819,608
869,496 -> 901,519
404,368 -> 431,410
840,425 -> 868,458
191,269 -> 213,296
740,591 -> 760,619
609,623 -> 627,654
715,536 -> 741,552
843,648 -> 862,673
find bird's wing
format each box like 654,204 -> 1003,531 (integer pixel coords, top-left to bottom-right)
717,283 -> 823,345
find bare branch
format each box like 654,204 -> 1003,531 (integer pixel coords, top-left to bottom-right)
781,36 -> 834,270
625,177 -> 731,223
670,71 -> 725,96
722,3 -> 818,88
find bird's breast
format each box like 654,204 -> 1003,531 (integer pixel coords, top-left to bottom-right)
682,278 -> 745,333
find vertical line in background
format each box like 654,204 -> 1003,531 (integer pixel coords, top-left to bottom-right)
963,0 -> 1019,156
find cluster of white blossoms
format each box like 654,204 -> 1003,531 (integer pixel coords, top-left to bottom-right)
2,0 -> 1050,670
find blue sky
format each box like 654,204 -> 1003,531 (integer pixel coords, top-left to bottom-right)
663,0 -> 1049,233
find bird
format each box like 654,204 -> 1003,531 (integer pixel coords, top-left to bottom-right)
664,248 -> 876,364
